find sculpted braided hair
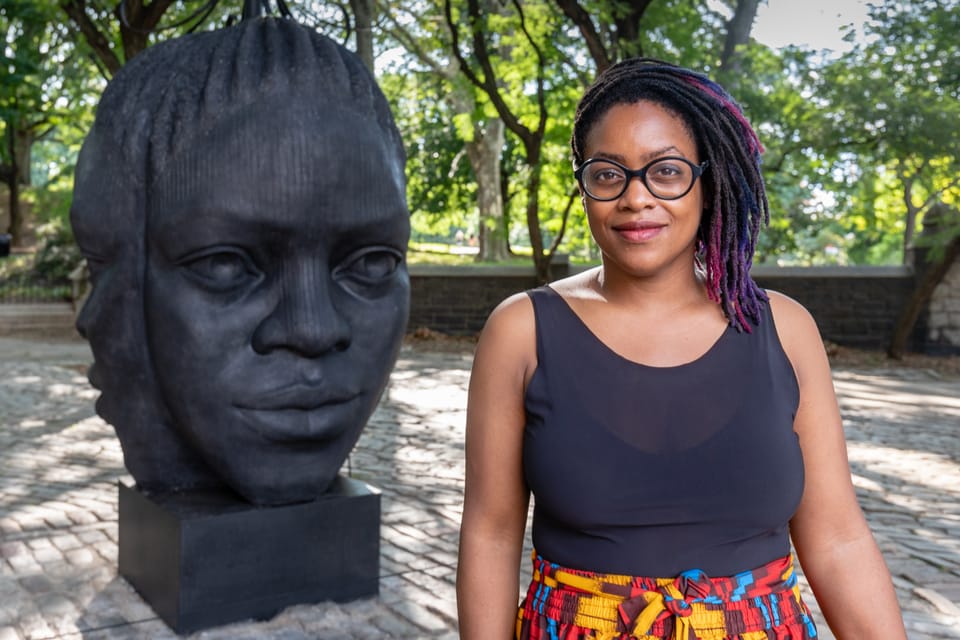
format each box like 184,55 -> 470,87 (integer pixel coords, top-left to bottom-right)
572,58 -> 769,332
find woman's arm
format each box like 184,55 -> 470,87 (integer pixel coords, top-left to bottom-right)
769,291 -> 907,639
457,294 -> 536,639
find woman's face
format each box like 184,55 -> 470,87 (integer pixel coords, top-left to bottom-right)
143,103 -> 410,505
580,100 -> 704,282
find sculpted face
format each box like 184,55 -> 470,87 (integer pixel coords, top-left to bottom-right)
143,101 -> 410,504
72,133 -> 219,491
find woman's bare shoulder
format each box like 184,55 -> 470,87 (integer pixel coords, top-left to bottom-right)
766,290 -> 820,341
484,291 -> 535,334
545,267 -> 601,301
475,291 -> 537,378
765,289 -> 829,384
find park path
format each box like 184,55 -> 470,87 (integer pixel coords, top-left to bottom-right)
0,336 -> 958,639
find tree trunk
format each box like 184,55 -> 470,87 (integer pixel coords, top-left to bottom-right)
62,0 -> 177,73
1,117 -> 37,248
902,198 -> 921,264
719,0 -> 761,86
524,158 -> 550,283
8,174 -> 21,247
445,0 -> 548,275
898,165 -> 927,263
465,118 -> 508,261
887,234 -> 960,359
611,0 -> 653,59
4,126 -> 23,246
349,0 -> 375,72
13,128 -> 32,189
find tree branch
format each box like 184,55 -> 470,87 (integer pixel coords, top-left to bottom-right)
611,0 -> 653,59
719,0 -> 760,74
919,174 -> 960,213
511,0 -> 547,141
140,0 -> 178,30
553,0 -> 610,72
377,3 -> 451,78
116,0 -> 181,61
548,186 -> 579,255
61,0 -> 122,75
443,0 -> 534,148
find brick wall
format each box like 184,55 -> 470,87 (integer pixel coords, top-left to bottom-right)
409,264 -> 933,351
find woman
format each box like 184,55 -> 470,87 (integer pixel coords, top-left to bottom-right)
457,59 -> 906,639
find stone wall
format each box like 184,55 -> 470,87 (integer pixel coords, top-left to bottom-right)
927,259 -> 960,354
751,265 -> 922,350
409,264 -> 933,351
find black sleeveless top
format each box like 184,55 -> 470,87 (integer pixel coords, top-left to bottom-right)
523,286 -> 803,577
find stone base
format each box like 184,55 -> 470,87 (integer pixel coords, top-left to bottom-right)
117,476 -> 380,634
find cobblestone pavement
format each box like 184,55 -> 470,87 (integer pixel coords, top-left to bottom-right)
0,335 -> 958,639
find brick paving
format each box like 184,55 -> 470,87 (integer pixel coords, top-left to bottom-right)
0,335 -> 958,639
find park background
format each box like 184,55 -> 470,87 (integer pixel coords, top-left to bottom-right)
0,3 -> 959,639
0,0 -> 959,357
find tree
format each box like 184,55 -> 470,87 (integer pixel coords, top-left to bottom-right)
349,0 -> 375,71
817,0 -> 960,261
441,0 -> 760,278
444,0 -> 564,281
717,0 -> 760,78
785,0 -> 960,354
1,0 -> 98,246
888,203 -> 960,358
555,0 -> 653,72
378,0 -> 510,261
60,0 -> 185,74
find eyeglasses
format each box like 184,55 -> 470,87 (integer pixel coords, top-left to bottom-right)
574,156 -> 709,201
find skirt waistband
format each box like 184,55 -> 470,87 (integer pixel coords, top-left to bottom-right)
518,552 -> 818,640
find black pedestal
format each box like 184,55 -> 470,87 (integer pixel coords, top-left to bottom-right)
118,476 -> 380,634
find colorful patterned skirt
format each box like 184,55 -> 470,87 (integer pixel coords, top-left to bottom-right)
517,552 -> 818,640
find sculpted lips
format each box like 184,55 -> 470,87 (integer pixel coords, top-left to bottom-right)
613,219 -> 667,242
235,383 -> 361,442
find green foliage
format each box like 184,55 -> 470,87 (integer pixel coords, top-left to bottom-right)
5,0 -> 957,275
0,222 -> 76,303
32,219 -> 80,282
803,0 -> 960,261
379,70 -> 477,242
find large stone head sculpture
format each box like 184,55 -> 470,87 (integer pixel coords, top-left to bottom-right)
71,18 -> 410,506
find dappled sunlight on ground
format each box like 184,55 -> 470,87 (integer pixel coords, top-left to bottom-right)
1,338 -> 958,638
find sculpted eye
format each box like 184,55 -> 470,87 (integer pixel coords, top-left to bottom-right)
180,249 -> 260,292
334,246 -> 404,298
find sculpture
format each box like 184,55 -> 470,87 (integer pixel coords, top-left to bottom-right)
71,17 -> 410,506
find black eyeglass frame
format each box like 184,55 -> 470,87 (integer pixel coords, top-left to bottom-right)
573,156 -> 710,202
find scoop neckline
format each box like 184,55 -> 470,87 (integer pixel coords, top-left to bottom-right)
542,285 -> 732,371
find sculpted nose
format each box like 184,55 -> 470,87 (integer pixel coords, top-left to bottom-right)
251,260 -> 351,357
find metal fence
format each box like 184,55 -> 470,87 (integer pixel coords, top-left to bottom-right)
0,272 -> 72,304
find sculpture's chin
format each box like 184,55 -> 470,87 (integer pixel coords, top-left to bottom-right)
220,462 -> 343,506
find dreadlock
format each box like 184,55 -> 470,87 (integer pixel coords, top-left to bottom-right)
572,58 -> 769,332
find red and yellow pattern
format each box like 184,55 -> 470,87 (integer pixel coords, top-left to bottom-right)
517,552 -> 817,640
